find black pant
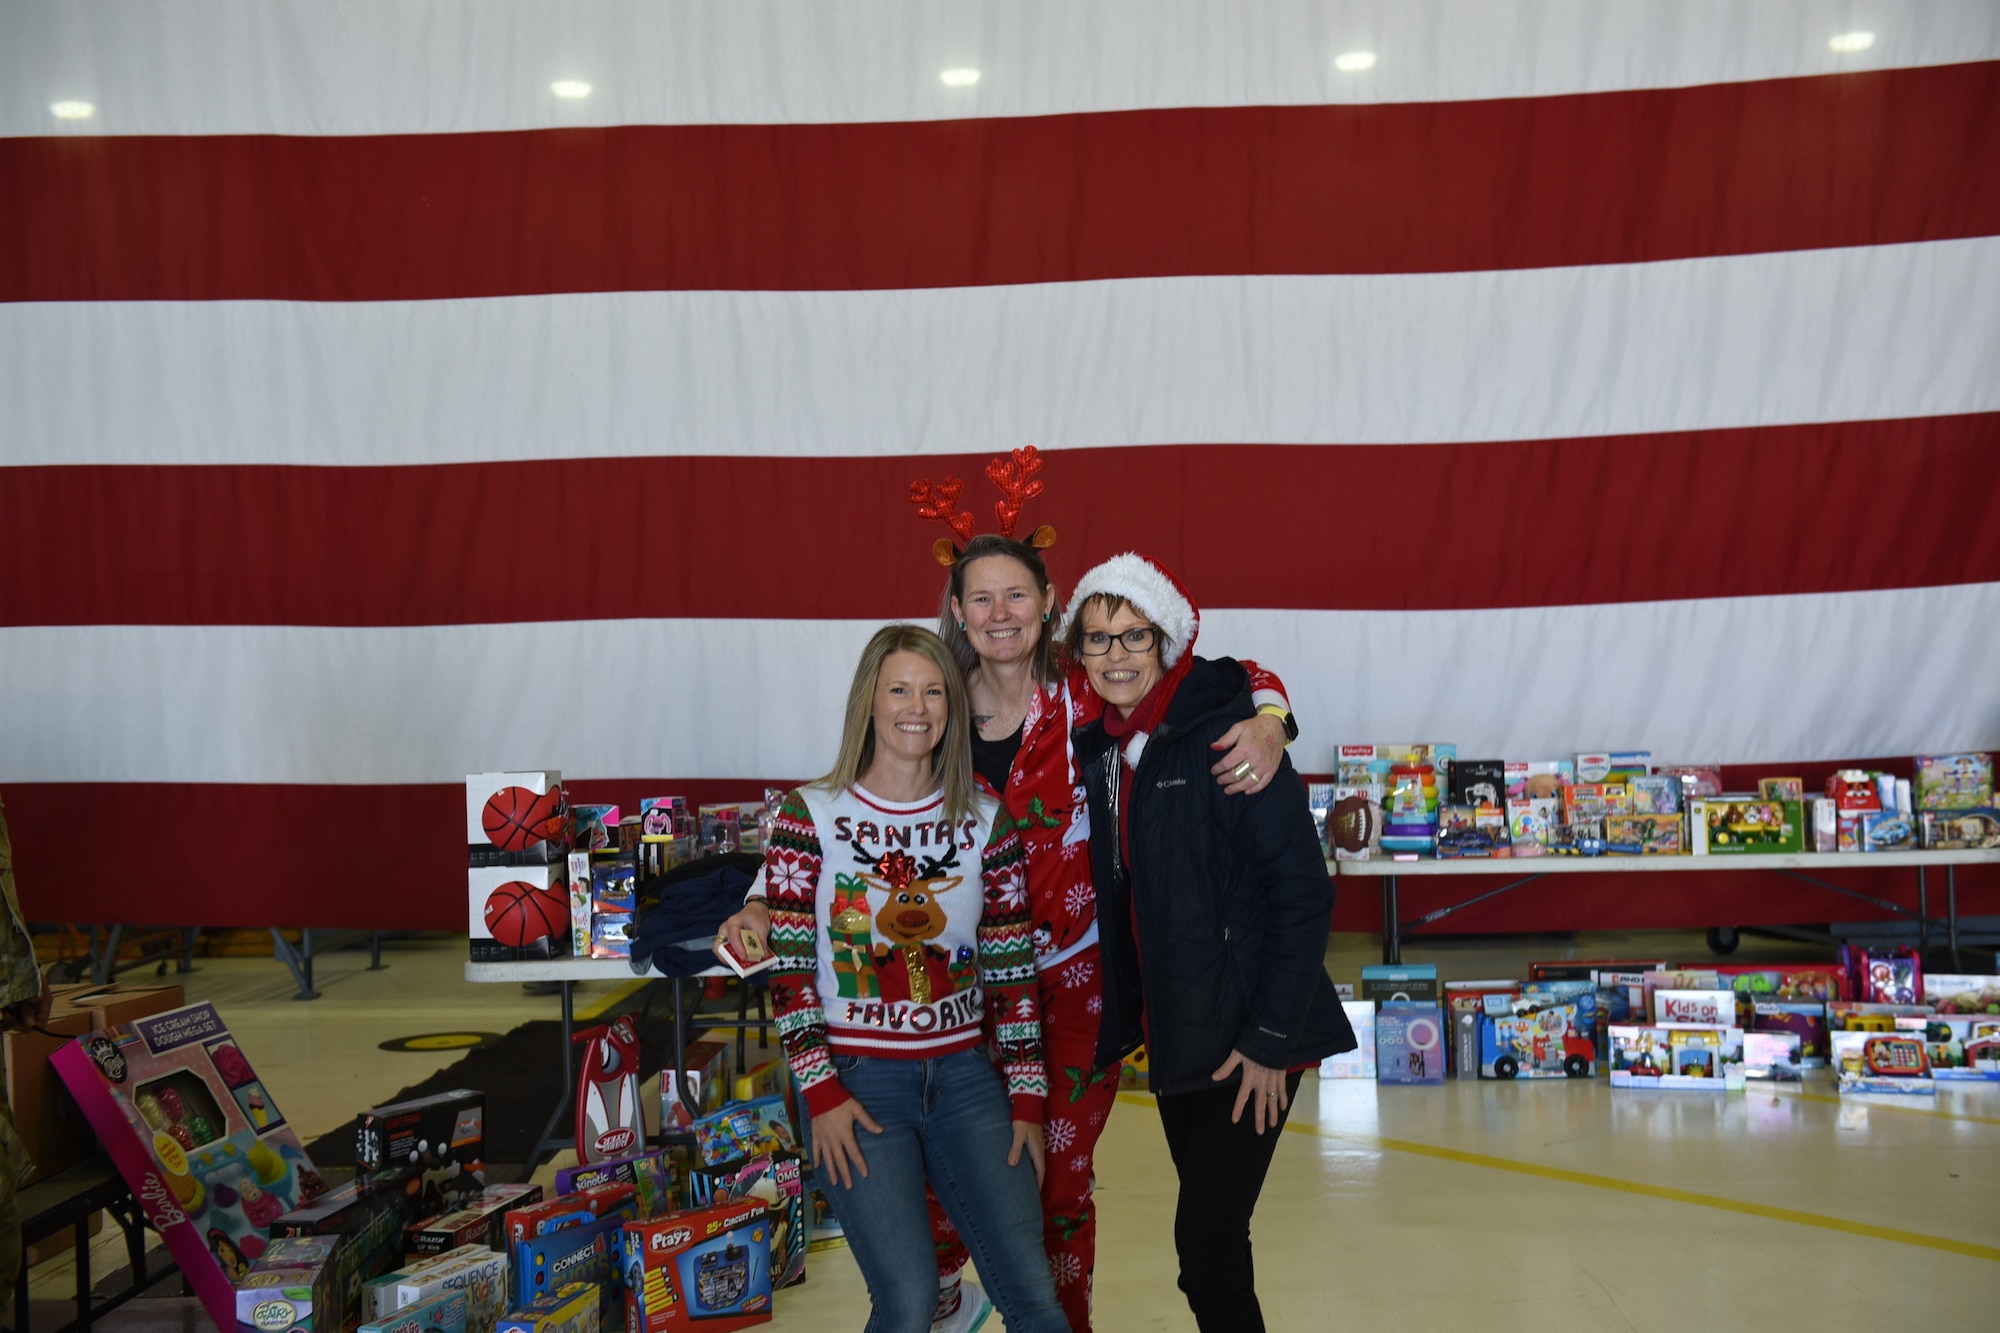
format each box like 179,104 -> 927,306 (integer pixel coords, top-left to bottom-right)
1153,1069 -> 1305,1333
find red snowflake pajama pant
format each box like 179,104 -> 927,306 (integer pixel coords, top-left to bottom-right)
932,945 -> 1121,1331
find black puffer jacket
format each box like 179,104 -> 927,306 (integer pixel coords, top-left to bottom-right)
1078,656 -> 1356,1095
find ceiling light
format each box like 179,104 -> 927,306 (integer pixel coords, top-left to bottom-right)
1828,32 -> 1875,53
1334,52 -> 1377,72
939,68 -> 981,87
550,80 -> 593,99
50,100 -> 95,119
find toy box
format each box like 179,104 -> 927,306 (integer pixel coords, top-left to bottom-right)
1375,1004 -> 1446,1084
1627,775 -> 1683,815
1607,1025 -> 1745,1089
687,1152 -> 805,1290
589,916 -> 634,961
1574,751 -> 1650,783
690,1096 -> 796,1168
1651,989 -> 1735,1027
1691,799 -> 1803,854
469,865 -> 570,962
1380,765 -> 1439,856
1358,964 -> 1438,1006
1602,814 -> 1682,855
1448,759 -> 1507,813
566,853 -> 593,957
514,1208 -> 630,1311
51,1002 -> 327,1331
467,772 -> 569,867
1478,1003 -> 1596,1079
556,1151 -> 676,1219
1922,1016 -> 2000,1080
1914,753 -> 1994,810
271,1168 -> 428,1331
1741,1031 -> 1804,1081
237,1257 -> 339,1333
1446,982 -> 1518,1078
1656,765 -> 1723,798
364,1245 -> 481,1322
1858,810 -> 1916,851
589,863 -> 636,916
360,1291 -> 467,1333
1709,964 -> 1844,1028
1318,1000 -> 1376,1079
504,1183 -> 636,1250
358,1090 -> 485,1206
1925,974 -> 2000,1014
407,1185 -> 539,1258
1327,783 -> 1383,861
496,1282 -> 602,1333
1828,1001 -> 1932,1033
1919,808 -> 2000,849
697,803 -> 768,856
1505,798 -> 1558,857
1832,1029 -> 1935,1095
623,1201 -> 775,1332
393,1247 -> 506,1333
1839,944 -> 1922,1006
572,805 -> 621,853
1503,760 -> 1572,803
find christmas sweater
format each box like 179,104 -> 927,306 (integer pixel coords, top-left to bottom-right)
766,784 -> 1045,1120
991,659 -> 1290,973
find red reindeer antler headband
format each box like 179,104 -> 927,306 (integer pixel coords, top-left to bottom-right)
909,446 -> 1058,567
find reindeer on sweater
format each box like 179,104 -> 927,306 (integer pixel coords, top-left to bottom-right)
852,845 -> 978,1004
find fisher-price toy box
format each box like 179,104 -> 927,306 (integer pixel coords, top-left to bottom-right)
53,1002 -> 330,1333
623,1201 -> 775,1332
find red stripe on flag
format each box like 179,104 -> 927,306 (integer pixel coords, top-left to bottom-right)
5,63 -> 1997,302
6,416 -> 1997,627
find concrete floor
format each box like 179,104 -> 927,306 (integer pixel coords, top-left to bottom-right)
25,930 -> 1999,1331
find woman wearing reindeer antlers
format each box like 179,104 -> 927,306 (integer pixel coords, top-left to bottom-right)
724,447 -> 1298,1332
763,624 -> 1068,1333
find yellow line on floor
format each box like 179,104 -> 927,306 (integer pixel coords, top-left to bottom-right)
576,978 -> 648,1021
1113,1092 -> 2000,1264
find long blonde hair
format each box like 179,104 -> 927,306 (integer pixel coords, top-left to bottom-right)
815,624 -> 980,824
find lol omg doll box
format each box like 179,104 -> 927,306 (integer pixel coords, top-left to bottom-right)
52,1001 -> 328,1331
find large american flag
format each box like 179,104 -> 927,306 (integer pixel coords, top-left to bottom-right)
4,2 -> 1996,931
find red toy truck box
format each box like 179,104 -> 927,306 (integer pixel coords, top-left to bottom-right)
51,1002 -> 328,1331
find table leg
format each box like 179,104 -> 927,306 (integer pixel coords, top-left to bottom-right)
517,980 -> 578,1183
1918,866 -> 1930,955
1382,875 -> 1401,965
1948,866 -> 1961,973
75,1212 -> 91,1331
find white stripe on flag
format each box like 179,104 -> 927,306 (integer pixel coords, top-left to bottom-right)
8,239 -> 1998,468
5,584 -> 1996,785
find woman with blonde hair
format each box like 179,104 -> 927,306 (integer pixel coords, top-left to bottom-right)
763,623 -> 1068,1333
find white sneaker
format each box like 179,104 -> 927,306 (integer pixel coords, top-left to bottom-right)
932,1278 -> 993,1333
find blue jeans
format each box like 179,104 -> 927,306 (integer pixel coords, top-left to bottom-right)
819,1046 -> 1067,1333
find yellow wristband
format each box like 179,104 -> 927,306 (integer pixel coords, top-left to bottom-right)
1256,703 -> 1296,746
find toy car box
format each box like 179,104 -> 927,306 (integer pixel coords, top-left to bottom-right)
623,1201 -> 775,1332
686,1152 -> 805,1290
360,1290 -> 467,1333
358,1090 -> 485,1201
1478,1002 -> 1596,1079
496,1282 -> 602,1333
467,771 -> 570,867
51,1002 -> 328,1332
1375,1004 -> 1446,1084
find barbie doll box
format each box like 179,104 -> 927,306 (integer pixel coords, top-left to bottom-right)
52,1001 -> 328,1333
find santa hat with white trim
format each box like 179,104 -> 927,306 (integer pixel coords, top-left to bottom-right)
1062,552 -> 1200,668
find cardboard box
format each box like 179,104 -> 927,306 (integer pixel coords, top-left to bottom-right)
393,1247 -> 506,1333
237,1260 -> 339,1333
466,771 -> 569,867
49,982 -> 187,1030
6,1010 -> 97,1184
362,1244 -> 488,1322
496,1282 -> 601,1333
623,1201 -> 775,1332
405,1185 -> 538,1259
51,1001 -> 326,1332
357,1089 -> 485,1210
271,1167 -> 426,1333
686,1152 -> 805,1290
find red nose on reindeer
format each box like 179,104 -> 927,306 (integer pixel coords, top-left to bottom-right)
896,910 -> 930,930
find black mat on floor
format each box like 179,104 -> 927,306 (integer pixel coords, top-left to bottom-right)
300,980 -> 773,1169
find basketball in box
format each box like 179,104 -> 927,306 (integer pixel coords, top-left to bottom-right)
623,1201 -> 775,1332
51,1001 -> 329,1330
467,772 -> 570,867
470,865 -> 570,962
358,1089 -> 485,1207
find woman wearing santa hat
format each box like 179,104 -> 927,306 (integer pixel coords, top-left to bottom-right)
1062,551 -> 1354,1333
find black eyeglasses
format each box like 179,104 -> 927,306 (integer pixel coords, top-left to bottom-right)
1078,627 -> 1158,656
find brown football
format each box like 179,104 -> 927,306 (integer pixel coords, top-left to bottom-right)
1331,793 -> 1377,853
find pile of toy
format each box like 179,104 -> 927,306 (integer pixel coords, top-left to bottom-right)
1314,953 -> 2000,1095
52,995 -> 821,1332
467,770 -> 780,963
1314,747 -> 1997,860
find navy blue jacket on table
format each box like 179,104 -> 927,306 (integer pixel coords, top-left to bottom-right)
1075,655 -> 1356,1095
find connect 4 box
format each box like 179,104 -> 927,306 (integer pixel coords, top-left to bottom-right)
623,1202 -> 775,1332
